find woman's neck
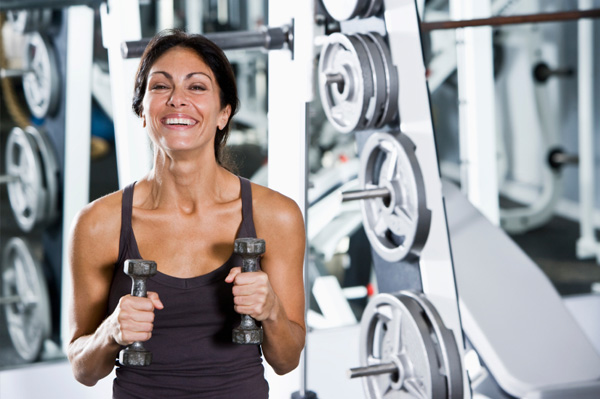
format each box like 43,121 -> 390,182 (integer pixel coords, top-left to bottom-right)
143,149 -> 232,213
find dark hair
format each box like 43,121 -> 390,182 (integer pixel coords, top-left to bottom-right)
132,29 -> 239,168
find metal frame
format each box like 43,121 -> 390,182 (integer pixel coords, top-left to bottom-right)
59,4 -> 94,352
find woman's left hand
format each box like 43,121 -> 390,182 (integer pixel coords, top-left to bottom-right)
225,267 -> 279,322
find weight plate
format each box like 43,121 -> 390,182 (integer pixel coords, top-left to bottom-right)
363,0 -> 384,18
5,127 -> 46,232
359,293 -> 447,398
321,0 -> 371,21
399,291 -> 464,399
26,126 -> 60,226
353,34 -> 387,130
318,33 -> 374,133
7,10 -> 54,34
22,32 -> 61,119
1,237 -> 51,362
365,33 -> 399,127
359,132 -> 430,262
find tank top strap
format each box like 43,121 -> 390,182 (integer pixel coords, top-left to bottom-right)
116,181 -> 137,266
238,176 -> 257,239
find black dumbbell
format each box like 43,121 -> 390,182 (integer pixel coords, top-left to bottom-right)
232,238 -> 266,345
118,259 -> 157,366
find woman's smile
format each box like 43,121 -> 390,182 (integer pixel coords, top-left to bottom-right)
161,113 -> 199,130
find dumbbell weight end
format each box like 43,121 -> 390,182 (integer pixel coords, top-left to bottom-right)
119,342 -> 153,367
233,314 -> 263,344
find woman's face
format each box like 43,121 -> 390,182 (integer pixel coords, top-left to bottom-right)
142,46 -> 231,156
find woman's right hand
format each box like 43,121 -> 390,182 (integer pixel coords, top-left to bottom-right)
110,291 -> 164,346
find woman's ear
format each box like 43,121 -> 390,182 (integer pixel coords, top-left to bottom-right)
142,115 -> 146,128
218,105 -> 232,130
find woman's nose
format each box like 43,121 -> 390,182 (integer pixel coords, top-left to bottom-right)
167,87 -> 187,107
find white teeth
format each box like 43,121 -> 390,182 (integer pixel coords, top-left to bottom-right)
164,118 -> 195,126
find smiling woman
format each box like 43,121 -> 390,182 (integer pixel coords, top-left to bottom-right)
66,29 -> 306,399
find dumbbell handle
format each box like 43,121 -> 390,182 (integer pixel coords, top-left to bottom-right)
342,187 -> 391,202
130,276 -> 149,298
238,254 -> 261,335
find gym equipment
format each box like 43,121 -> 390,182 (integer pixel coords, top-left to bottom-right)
121,25 -> 293,59
343,133 -> 430,263
2,126 -> 59,233
348,291 -> 462,399
444,180 -> 600,398
22,31 -> 61,119
1,237 -> 52,362
0,0 -> 101,11
420,9 -> 600,32
318,32 -> 398,133
548,147 -> 579,171
118,259 -> 157,367
6,9 -> 53,34
321,0 -> 382,21
1,30 -> 61,119
232,237 -> 265,345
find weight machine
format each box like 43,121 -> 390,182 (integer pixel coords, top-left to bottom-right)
0,3 -> 94,368
292,0 -> 600,398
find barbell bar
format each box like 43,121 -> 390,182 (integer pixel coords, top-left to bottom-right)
341,187 -> 390,202
121,24 -> 293,59
0,0 -> 101,11
348,362 -> 397,379
421,9 -> 600,32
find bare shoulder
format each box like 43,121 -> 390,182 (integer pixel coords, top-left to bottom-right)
70,190 -> 123,265
250,183 -> 305,234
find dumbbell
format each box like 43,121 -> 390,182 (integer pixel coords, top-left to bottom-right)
232,238 -> 266,345
118,259 -> 157,367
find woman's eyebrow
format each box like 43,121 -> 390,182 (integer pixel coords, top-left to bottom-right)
148,71 -> 212,81
186,72 -> 212,81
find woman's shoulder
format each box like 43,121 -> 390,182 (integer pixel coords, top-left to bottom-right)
249,181 -> 304,232
71,189 -> 124,241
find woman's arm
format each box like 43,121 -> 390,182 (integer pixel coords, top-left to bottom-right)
67,195 -> 163,386
226,185 -> 306,375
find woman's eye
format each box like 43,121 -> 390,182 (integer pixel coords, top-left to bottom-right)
190,85 -> 206,91
151,84 -> 168,90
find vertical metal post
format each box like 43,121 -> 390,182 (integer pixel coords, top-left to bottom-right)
576,0 -> 597,261
101,0 -> 151,188
185,0 -> 203,33
451,0 -> 499,225
157,0 -> 174,32
60,4 -> 94,352
268,0 -> 315,397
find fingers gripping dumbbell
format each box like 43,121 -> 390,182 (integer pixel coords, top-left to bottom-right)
232,238 -> 266,345
119,259 -> 157,367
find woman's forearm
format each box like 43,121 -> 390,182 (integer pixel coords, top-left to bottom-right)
68,317 -> 121,386
261,298 -> 306,375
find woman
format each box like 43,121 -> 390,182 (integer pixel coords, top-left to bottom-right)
67,29 -> 306,398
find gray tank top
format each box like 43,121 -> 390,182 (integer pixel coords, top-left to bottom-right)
107,176 -> 268,398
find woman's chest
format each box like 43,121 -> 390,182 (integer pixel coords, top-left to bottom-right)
132,211 -> 242,278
